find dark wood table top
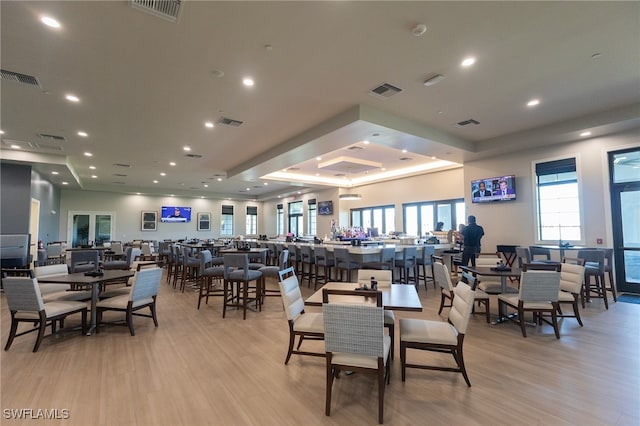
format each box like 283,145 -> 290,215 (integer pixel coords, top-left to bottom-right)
305,282 -> 423,312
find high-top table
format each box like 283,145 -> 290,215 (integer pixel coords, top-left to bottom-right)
305,282 -> 423,312
37,269 -> 135,335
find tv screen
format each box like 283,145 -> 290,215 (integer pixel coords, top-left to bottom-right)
161,206 -> 192,222
471,175 -> 516,203
318,200 -> 333,215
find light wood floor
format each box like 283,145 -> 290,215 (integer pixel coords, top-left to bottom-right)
1,270 -> 638,426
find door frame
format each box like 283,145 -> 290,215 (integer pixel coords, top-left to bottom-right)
66,211 -> 116,247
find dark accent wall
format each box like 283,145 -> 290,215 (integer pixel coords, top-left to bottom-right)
0,163 -> 31,234
31,169 -> 61,243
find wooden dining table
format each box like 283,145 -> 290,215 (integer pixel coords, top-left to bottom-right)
37,269 -> 135,335
459,265 -> 522,294
304,282 -> 423,312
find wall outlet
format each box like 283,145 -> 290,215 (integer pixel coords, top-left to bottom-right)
596,238 -> 603,245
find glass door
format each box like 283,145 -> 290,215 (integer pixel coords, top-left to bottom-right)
68,211 -> 114,247
609,148 -> 640,293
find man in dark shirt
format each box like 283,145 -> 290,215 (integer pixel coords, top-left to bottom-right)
461,215 -> 484,267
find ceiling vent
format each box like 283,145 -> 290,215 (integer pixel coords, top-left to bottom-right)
1,139 -> 34,149
111,181 -> 126,185
113,173 -> 128,177
185,153 -> 203,158
399,157 -> 413,161
130,0 -> 182,22
217,116 -> 244,127
113,163 -> 131,168
38,133 -> 66,142
456,119 -> 480,127
1,69 -> 41,88
369,82 -> 403,99
347,146 -> 364,151
34,143 -> 63,151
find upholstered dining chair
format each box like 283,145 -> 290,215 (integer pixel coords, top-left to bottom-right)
333,247 -> 359,282
277,267 -> 324,364
102,247 -> 140,271
259,249 -> 289,302
399,282 -> 475,386
33,264 -> 92,302
95,267 -> 162,336
433,260 -> 455,315
322,297 -> 389,424
497,271 -> 562,338
98,261 -> 162,300
3,276 -> 87,352
416,245 -> 436,290
558,262 -> 586,326
197,250 -> 225,309
361,246 -> 396,282
460,271 -> 491,323
577,249 -> 608,309
69,249 -> 100,273
356,269 -> 395,359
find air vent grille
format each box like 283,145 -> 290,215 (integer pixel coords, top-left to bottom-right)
1,69 -> 41,88
114,163 -> 131,168
130,0 -> 182,22
456,119 -> 480,127
217,117 -> 244,127
347,146 -> 364,151
185,153 -> 203,158
369,82 -> 403,99
113,173 -> 128,177
38,133 -> 66,142
399,157 -> 413,161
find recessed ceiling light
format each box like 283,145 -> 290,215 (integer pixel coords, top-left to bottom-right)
136,192 -> 141,195
363,140 -> 370,145
89,165 -> 96,170
431,156 -> 437,160
65,94 -> 79,102
41,16 -> 61,28
77,131 -> 88,137
580,131 -> 592,137
246,187 -> 251,191
169,161 -> 176,166
51,171 -> 59,175
201,196 -> 205,199
316,157 -> 322,161
160,172 -> 166,177
84,152 -> 92,157
153,180 -> 158,184
243,78 -> 255,87
205,121 -> 214,128
62,181 -> 68,185
0,130 -> 5,134
381,168 -> 386,171
297,191 -> 301,194
183,146 -> 191,151
402,149 -> 408,153
527,99 -> 540,107
263,182 -> 268,186
315,173 -> 320,176
204,184 -> 209,188
217,178 -> 222,182
10,144 -> 20,149
91,175 -> 97,179
591,53 -> 602,59
461,57 -> 476,67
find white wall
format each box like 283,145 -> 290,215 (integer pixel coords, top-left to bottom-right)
463,128 -> 638,253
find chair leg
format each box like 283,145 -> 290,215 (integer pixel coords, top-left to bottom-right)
385,323 -> 395,360
518,307 -> 527,338
33,320 -> 47,352
4,318 -> 19,351
377,363 -> 385,424
325,359 -> 334,417
572,298 -> 584,327
607,270 -> 617,302
284,330 -> 295,365
150,302 -> 159,327
454,346 -> 472,387
81,309 -> 87,335
127,309 -> 135,336
400,341 -> 407,382
551,305 -> 560,339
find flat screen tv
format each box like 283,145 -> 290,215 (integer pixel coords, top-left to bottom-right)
471,175 -> 516,203
161,206 -> 192,223
318,200 -> 333,215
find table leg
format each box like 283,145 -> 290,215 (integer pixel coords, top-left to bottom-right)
87,283 -> 99,335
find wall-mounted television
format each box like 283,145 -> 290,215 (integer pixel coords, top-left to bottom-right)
318,200 -> 333,215
161,206 -> 192,222
471,175 -> 516,203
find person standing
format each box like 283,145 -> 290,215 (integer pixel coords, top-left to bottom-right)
461,215 -> 484,267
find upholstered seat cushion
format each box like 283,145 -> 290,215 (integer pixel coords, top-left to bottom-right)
292,312 -> 324,333
258,265 -> 280,277
96,294 -> 153,309
400,318 -> 458,345
331,335 -> 391,369
497,294 -> 555,310
227,269 -> 262,281
202,266 -> 225,277
474,288 -> 490,300
99,287 -> 132,299
42,290 -> 92,303
14,300 -> 88,320
102,260 -> 128,270
558,291 -> 575,302
384,310 -> 395,324
39,283 -> 71,294
477,281 -> 504,294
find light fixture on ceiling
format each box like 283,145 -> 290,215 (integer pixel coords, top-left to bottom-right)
411,23 -> 427,36
423,74 -> 445,86
339,193 -> 362,201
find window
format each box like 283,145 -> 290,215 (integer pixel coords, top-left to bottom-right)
288,201 -> 303,236
221,205 -> 234,236
535,158 -> 581,242
246,206 -> 258,235
350,205 -> 395,235
308,199 -> 317,236
403,199 -> 464,236
276,204 -> 284,235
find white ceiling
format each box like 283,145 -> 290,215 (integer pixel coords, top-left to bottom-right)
1,1 -> 639,201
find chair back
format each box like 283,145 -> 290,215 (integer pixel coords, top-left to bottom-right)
287,245 -> 299,262
379,247 -> 396,268
529,246 -> 551,261
333,247 -> 350,266
111,242 -> 124,255
449,282 -> 475,334
3,277 -> 45,312
577,249 -> 605,274
34,264 -> 69,278
314,246 -> 330,265
223,254 -> 250,280
402,246 -> 417,266
278,269 -> 304,321
127,247 -> 142,266
560,263 -> 585,294
460,271 -> 478,290
419,245 -> 435,265
323,303 -> 385,358
519,271 -> 561,302
522,262 -> 561,272
45,244 -> 62,258
141,242 -> 152,255
199,250 -> 213,269
70,250 -> 100,272
130,267 -> 162,302
515,247 -> 532,268
300,245 -> 313,262
356,269 -> 392,287
278,249 -> 290,270
433,261 -> 454,292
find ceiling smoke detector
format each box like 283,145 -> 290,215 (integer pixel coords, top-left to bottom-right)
412,24 -> 427,36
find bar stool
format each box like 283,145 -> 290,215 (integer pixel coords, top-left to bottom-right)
361,247 -> 396,282
197,250 -> 225,309
222,254 -> 263,320
313,246 -> 334,289
333,248 -> 359,282
416,245 -> 436,291
300,245 -> 315,287
396,246 -> 418,285
577,249 -> 608,309
603,248 -> 617,303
